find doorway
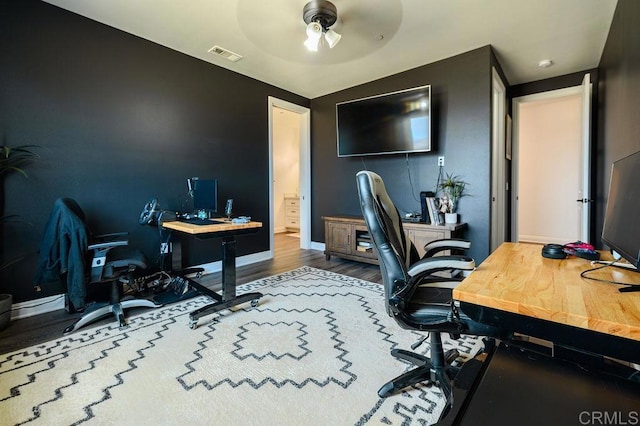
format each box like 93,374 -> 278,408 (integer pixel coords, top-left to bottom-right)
268,97 -> 311,256
511,75 -> 592,244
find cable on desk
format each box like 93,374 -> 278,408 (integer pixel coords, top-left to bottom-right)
581,261 -> 640,292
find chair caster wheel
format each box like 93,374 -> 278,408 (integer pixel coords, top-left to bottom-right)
251,299 -> 259,308
189,321 -> 198,330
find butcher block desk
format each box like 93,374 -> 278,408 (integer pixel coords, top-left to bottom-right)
162,219 -> 263,329
453,242 -> 640,364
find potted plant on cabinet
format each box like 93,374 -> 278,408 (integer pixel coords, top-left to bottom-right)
438,173 -> 468,224
0,144 -> 40,331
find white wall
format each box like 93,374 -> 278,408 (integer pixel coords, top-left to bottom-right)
273,107 -> 300,233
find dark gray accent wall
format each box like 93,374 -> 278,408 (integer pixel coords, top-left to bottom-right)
597,0 -> 640,250
0,0 -> 309,302
310,47 -> 494,264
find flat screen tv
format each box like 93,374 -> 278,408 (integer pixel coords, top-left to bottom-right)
601,150 -> 640,270
336,85 -> 431,157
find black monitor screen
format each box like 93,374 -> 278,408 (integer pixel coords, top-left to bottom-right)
193,179 -> 218,213
601,150 -> 640,269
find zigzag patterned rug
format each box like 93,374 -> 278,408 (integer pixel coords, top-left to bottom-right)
0,267 -> 484,425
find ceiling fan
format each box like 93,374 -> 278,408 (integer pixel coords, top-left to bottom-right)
302,0 -> 342,51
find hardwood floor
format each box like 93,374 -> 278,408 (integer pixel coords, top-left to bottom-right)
0,232 -> 381,355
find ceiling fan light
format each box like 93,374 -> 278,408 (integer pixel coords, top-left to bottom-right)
304,22 -> 322,51
324,28 -> 341,48
304,36 -> 320,52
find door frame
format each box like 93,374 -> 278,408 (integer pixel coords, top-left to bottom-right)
268,97 -> 311,254
511,78 -> 592,242
490,67 -> 507,252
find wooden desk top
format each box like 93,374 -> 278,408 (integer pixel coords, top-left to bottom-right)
453,242 -> 640,342
162,219 -> 262,235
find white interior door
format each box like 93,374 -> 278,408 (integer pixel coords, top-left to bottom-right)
512,74 -> 592,245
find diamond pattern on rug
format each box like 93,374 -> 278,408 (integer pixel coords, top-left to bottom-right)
0,266 -> 485,425
232,320 -> 311,361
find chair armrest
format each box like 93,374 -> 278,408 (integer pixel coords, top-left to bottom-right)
88,232 -> 129,251
389,256 -> 474,312
94,231 -> 129,240
419,277 -> 464,289
408,255 -> 475,281
423,238 -> 471,258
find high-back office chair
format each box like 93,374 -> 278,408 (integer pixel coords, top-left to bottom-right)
355,171 -> 511,412
34,198 -> 159,334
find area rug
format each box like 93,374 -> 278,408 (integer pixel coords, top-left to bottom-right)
0,267 -> 484,425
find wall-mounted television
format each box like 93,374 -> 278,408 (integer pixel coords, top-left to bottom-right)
336,85 -> 432,157
601,150 -> 640,270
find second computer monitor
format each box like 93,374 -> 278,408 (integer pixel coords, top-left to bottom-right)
193,179 -> 218,214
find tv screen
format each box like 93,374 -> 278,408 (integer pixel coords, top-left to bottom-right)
601,150 -> 640,269
336,85 -> 431,157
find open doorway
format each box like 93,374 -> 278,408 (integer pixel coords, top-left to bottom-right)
511,75 -> 592,244
268,97 -> 311,256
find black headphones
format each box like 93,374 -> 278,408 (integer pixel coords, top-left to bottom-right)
542,243 -> 567,259
139,198 -> 159,225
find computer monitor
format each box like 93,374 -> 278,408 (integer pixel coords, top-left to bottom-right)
601,150 -> 640,270
192,179 -> 218,214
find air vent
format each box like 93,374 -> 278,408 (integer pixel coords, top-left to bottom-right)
208,45 -> 243,62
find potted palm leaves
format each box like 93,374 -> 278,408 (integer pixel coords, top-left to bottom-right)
438,173 -> 468,224
0,144 -> 40,331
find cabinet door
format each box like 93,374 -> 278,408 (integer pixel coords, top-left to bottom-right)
326,222 -> 351,255
406,229 -> 446,258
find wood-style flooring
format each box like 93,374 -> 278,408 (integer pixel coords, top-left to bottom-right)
0,233 -> 381,355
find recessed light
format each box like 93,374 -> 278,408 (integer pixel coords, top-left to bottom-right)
538,59 -> 553,68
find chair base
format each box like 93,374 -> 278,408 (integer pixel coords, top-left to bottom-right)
377,347 -> 461,398
63,298 -> 161,334
378,332 -> 464,421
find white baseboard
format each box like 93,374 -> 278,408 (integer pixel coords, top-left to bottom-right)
311,241 -> 325,252
193,250 -> 272,275
12,294 -> 66,320
519,235 -> 574,245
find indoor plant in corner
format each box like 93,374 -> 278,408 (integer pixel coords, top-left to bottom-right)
0,144 -> 40,331
438,173 -> 468,224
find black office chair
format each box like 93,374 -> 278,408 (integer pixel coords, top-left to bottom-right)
355,171 -> 511,413
34,198 -> 160,333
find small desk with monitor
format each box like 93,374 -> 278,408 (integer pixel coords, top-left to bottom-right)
162,218 -> 263,329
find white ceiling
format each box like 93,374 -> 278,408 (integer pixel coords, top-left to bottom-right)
43,0 -> 618,99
